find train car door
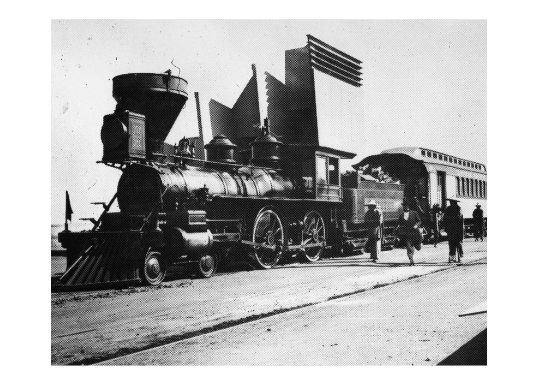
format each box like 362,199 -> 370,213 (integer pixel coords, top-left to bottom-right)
437,171 -> 446,208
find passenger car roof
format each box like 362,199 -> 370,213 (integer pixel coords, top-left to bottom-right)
380,147 -> 486,174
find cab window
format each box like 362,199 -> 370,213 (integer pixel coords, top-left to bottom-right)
328,157 -> 339,185
316,156 -> 327,184
317,155 -> 340,186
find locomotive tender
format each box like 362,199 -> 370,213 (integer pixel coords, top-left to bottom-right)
56,36 -> 486,291
354,147 -> 487,236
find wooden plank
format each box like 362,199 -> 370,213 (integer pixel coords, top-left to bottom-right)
459,301 -> 487,317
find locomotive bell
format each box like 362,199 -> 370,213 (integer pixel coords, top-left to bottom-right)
205,134 -> 237,164
250,123 -> 282,168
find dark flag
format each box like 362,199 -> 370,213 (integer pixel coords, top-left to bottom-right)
65,191 -> 73,222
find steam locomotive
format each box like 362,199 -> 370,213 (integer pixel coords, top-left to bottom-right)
55,72 -> 486,291
55,70 -> 389,290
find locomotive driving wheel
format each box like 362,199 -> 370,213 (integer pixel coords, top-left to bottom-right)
141,248 -> 166,286
251,209 -> 284,269
301,210 -> 326,262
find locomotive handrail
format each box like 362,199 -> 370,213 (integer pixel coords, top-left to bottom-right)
99,154 -> 287,173
206,218 -> 242,222
139,186 -> 170,231
212,194 -> 343,203
153,152 -> 286,173
85,192 -> 118,231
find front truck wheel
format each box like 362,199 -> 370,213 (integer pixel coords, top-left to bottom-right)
140,249 -> 166,286
196,254 -> 216,278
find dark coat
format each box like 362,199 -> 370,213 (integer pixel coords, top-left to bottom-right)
398,210 -> 423,246
398,210 -> 421,236
473,207 -> 484,224
444,204 -> 464,241
364,208 -> 383,240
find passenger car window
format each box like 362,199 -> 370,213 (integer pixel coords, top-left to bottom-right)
470,179 -> 474,196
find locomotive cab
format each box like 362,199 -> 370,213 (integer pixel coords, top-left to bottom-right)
280,144 -> 355,201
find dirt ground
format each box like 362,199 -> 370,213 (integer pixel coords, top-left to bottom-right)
101,262 -> 486,365
51,239 -> 486,365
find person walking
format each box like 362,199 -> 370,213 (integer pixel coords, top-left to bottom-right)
444,198 -> 465,263
472,203 -> 484,241
431,203 -> 442,247
397,201 -> 422,266
364,200 -> 383,262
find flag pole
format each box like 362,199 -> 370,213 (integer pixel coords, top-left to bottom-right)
65,191 -> 69,231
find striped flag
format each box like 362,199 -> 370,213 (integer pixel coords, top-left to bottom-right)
65,191 -> 73,222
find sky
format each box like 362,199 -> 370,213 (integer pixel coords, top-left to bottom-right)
51,20 -> 486,224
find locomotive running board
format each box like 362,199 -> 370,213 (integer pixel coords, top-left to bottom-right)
52,232 -> 142,291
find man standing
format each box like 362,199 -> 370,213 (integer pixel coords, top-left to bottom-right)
397,201 -> 422,266
431,203 -> 442,247
473,203 -> 484,241
364,200 -> 383,262
444,198 -> 465,263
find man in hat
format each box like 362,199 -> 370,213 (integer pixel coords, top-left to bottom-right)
443,198 -> 465,262
431,203 -> 443,247
397,201 -> 422,265
364,200 -> 383,262
472,203 -> 484,241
